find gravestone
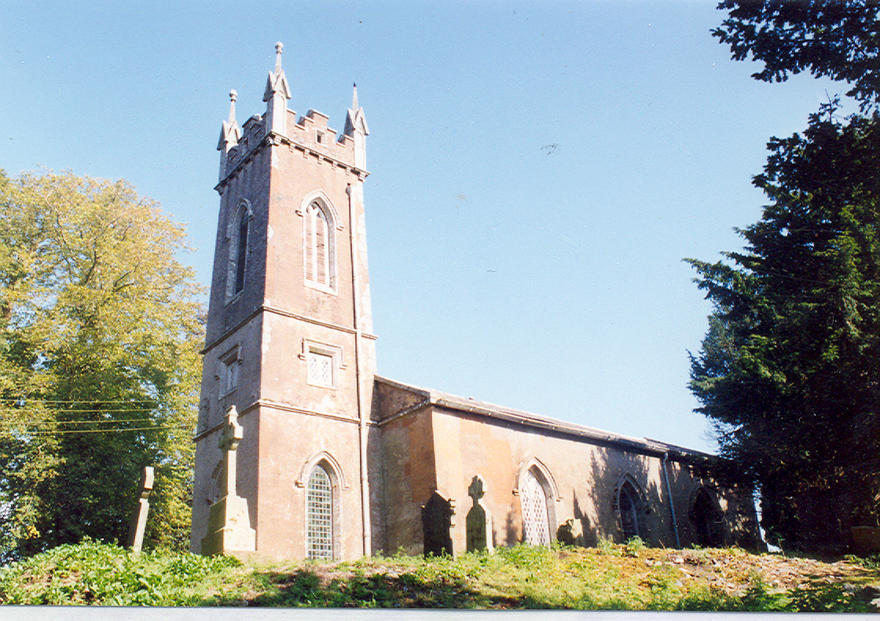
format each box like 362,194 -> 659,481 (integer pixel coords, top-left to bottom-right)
421,490 -> 455,556
556,518 -> 585,546
200,406 -> 256,555
126,466 -> 154,552
466,475 -> 494,553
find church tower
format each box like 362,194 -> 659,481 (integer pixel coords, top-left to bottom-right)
191,43 -> 377,560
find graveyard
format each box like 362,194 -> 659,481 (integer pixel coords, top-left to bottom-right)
1,539 -> 879,611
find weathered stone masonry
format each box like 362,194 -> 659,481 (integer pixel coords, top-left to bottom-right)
191,43 -> 761,560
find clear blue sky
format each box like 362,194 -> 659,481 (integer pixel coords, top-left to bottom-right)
1,1 -> 848,453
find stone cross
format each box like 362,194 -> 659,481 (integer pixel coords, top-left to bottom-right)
126,466 -> 154,553
466,475 -> 494,553
219,405 -> 243,498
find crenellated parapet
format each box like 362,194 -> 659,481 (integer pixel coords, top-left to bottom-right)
216,43 -> 368,190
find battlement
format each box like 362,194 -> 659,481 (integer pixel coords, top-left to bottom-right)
218,43 -> 367,185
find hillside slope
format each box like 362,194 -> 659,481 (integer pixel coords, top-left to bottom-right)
1,540 -> 879,611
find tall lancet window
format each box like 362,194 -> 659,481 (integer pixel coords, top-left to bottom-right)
226,201 -> 251,300
618,481 -> 642,541
234,210 -> 248,294
304,200 -> 336,291
520,470 -> 551,546
306,465 -> 334,559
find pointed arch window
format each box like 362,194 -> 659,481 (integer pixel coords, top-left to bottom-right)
306,465 -> 334,559
520,469 -> 551,546
304,200 -> 336,291
618,481 -> 642,541
226,201 -> 252,300
690,488 -> 724,547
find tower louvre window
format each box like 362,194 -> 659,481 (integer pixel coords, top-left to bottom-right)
304,199 -> 336,291
234,210 -> 248,294
226,201 -> 252,301
306,465 -> 333,559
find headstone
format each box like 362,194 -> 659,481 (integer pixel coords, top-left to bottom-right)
556,518 -> 584,546
421,490 -> 455,556
466,475 -> 494,553
126,466 -> 154,552
200,405 -> 256,556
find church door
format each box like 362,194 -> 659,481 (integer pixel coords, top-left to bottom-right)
520,470 -> 551,546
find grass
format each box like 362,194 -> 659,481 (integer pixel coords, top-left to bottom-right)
1,539 -> 879,610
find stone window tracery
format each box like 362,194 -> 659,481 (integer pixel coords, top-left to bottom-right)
226,200 -> 252,301
304,199 -> 336,291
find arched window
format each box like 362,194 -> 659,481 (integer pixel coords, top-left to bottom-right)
618,481 -> 642,541
234,210 -> 248,293
306,465 -> 333,559
520,469 -> 551,546
226,201 -> 251,300
690,488 -> 724,547
304,200 -> 336,290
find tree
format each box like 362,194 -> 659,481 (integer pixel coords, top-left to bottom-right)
713,0 -> 880,110
688,104 -> 880,551
690,0 -> 880,553
0,170 -> 204,560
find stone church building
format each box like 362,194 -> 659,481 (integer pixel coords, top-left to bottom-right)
191,44 -> 760,560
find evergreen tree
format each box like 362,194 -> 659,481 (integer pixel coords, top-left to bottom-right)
0,171 -> 204,560
689,0 -> 880,553
689,105 -> 880,551
714,0 -> 880,110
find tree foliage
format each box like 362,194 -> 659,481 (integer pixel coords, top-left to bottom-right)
713,0 -> 880,110
688,105 -> 880,551
692,0 -> 880,553
0,171 -> 204,560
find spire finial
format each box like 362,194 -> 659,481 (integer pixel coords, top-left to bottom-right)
228,89 -> 238,123
352,82 -> 359,110
274,41 -> 284,73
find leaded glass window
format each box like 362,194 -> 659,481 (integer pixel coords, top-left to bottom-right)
520,470 -> 550,546
307,465 -> 333,559
307,350 -> 334,387
619,482 -> 641,541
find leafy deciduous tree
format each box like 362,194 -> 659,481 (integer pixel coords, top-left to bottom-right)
0,170 -> 204,560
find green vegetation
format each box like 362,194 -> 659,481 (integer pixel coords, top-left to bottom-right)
0,171 -> 204,561
687,1 -> 880,552
1,541 -> 878,610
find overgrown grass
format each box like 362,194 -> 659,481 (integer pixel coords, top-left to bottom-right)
0,539 -> 240,606
1,540 -> 878,610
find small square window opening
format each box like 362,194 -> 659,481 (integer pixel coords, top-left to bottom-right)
307,349 -> 334,388
220,351 -> 240,396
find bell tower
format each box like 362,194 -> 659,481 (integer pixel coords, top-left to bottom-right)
192,43 -> 377,560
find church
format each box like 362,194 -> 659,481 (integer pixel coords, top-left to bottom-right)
191,44 -> 761,560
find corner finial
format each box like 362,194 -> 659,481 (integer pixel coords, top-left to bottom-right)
228,89 -> 238,123
352,82 -> 359,110
274,41 -> 284,73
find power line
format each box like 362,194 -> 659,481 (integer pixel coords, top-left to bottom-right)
0,405 -> 156,413
0,400 -> 159,405
1,425 -> 190,435
0,418 -> 163,426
